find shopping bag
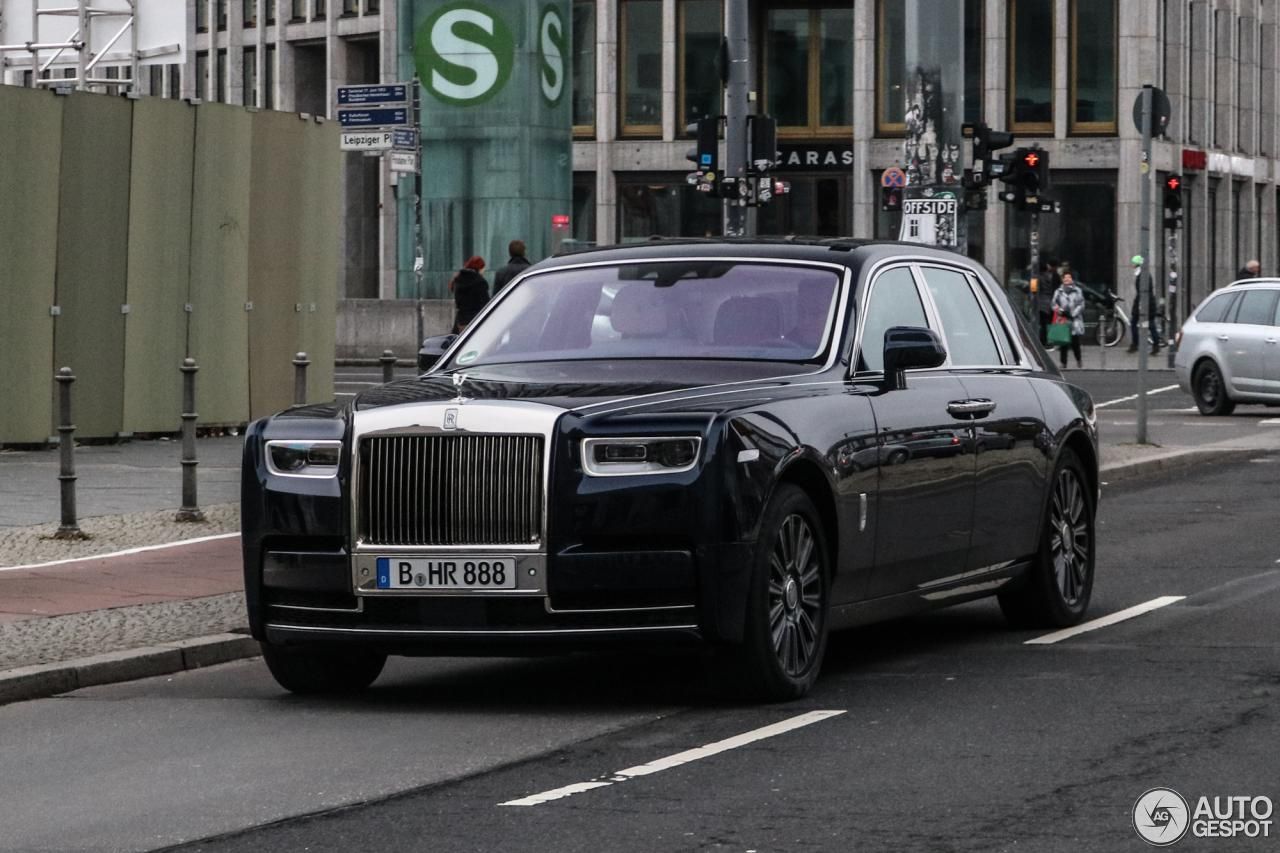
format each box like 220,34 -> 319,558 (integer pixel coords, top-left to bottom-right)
1047,316 -> 1073,346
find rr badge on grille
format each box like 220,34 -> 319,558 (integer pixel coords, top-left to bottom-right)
443,408 -> 459,430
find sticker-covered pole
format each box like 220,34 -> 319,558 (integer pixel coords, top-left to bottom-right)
723,0 -> 748,237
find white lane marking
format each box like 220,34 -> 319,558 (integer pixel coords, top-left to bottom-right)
499,710 -> 845,807
1094,384 -> 1181,409
1025,596 -> 1186,645
0,532 -> 241,572
1260,419 -> 1280,426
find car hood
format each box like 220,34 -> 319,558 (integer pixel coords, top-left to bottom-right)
353,360 -> 833,417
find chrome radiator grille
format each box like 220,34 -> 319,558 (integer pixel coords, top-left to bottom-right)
359,434 -> 544,546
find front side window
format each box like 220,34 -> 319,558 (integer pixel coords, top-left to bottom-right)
444,262 -> 842,368
620,0 -> 663,136
765,6 -> 853,136
1070,0 -> 1117,133
1233,289 -> 1280,325
1009,0 -> 1054,132
920,267 -> 1001,366
859,266 -> 929,372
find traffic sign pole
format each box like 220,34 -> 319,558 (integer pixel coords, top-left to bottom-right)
1137,84 -> 1154,445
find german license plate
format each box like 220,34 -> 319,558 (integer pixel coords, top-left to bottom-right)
375,557 -> 516,590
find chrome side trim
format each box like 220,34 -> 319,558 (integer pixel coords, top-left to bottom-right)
543,602 -> 697,615
265,623 -> 700,637
267,601 -> 364,614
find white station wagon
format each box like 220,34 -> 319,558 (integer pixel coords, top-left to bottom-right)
1174,280 -> 1280,414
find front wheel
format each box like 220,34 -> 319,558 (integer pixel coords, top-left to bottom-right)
1097,311 -> 1125,347
261,643 -> 386,695
998,449 -> 1095,629
730,484 -> 830,701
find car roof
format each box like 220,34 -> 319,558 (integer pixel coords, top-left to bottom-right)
1225,278 -> 1280,288
541,237 -> 981,274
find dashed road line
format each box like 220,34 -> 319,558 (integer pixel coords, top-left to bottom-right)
499,710 -> 846,807
1094,385 -> 1182,409
1025,596 -> 1186,645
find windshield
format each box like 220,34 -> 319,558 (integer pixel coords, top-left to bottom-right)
444,260 -> 842,369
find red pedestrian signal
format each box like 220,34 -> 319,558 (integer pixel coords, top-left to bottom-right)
1023,151 -> 1040,168
1166,176 -> 1181,192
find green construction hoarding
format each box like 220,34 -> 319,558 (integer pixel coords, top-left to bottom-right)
401,0 -> 573,298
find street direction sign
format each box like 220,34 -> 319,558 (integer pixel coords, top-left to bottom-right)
389,150 -> 419,174
340,130 -> 395,152
392,128 -> 419,150
336,84 -> 409,107
338,107 -> 410,129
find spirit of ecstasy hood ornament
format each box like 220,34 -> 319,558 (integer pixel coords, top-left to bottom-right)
451,372 -> 468,403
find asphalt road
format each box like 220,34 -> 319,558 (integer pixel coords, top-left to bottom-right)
0,454 -> 1275,852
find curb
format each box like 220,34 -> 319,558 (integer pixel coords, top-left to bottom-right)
1099,447 -> 1263,483
0,632 -> 260,707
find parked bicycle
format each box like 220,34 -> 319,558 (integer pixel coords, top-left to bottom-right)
1079,283 -> 1164,348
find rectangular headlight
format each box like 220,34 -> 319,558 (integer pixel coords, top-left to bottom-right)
265,440 -> 342,478
581,437 -> 702,477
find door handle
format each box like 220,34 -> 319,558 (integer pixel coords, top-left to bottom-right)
1217,334 -> 1231,341
947,399 -> 997,419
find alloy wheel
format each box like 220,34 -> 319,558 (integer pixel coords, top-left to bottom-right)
767,514 -> 824,677
1048,468 -> 1090,605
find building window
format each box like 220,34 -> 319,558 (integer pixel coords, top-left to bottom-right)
197,0 -> 209,33
169,63 -> 182,99
149,64 -> 164,97
572,172 -> 597,245
244,0 -> 257,27
266,0 -> 276,25
195,51 -> 209,100
1069,0 -> 1116,133
313,0 -> 325,21
366,0 -> 379,13
243,47 -> 258,107
617,173 -> 722,239
265,44 -> 276,109
216,48 -> 227,102
572,0 -> 596,136
680,0 -> 722,130
765,5 -> 853,137
217,0 -> 228,31
292,0 -> 306,22
877,0 -> 982,134
1009,0 -> 1054,133
342,0 -> 358,15
620,0 -> 663,136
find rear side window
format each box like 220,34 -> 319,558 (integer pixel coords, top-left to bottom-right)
859,266 -> 929,372
920,267 -> 1002,366
1195,292 -> 1237,323
1233,289 -> 1280,326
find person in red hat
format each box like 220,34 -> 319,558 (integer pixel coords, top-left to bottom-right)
450,255 -> 490,333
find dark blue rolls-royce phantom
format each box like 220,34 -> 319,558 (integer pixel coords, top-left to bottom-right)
242,239 -> 1098,700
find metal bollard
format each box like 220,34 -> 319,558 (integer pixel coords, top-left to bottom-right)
380,349 -> 397,384
54,367 -> 85,540
175,358 -> 205,522
293,351 -> 310,406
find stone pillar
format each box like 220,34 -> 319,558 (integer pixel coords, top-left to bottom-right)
983,0 -> 1007,284
595,0 -> 617,244
850,0 -> 876,240
1115,0 -> 1159,301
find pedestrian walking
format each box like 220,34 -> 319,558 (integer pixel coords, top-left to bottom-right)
450,255 -> 490,333
1126,255 -> 1161,355
1050,272 -> 1085,369
493,240 -> 532,291
1235,259 -> 1261,280
1034,260 -> 1059,345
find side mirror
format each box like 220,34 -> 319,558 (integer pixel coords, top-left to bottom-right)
418,334 -> 457,372
882,326 -> 946,391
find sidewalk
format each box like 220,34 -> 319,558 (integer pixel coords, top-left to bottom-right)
1055,342 -> 1176,372
2,415 -> 1277,706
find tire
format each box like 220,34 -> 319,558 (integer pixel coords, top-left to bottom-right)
1192,360 -> 1236,416
730,484 -> 831,701
1098,313 -> 1125,347
261,643 -> 386,695
998,449 -> 1095,629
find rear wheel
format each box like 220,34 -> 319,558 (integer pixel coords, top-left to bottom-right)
998,449 -> 1095,629
261,643 -> 386,695
1097,311 -> 1125,347
1193,360 -> 1236,415
730,484 -> 830,701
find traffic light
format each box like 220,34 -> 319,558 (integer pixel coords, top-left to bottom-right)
966,122 -> 1015,188
881,185 -> 903,212
998,147 -> 1049,209
1163,174 -> 1183,229
748,115 -> 777,174
684,117 -> 720,196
